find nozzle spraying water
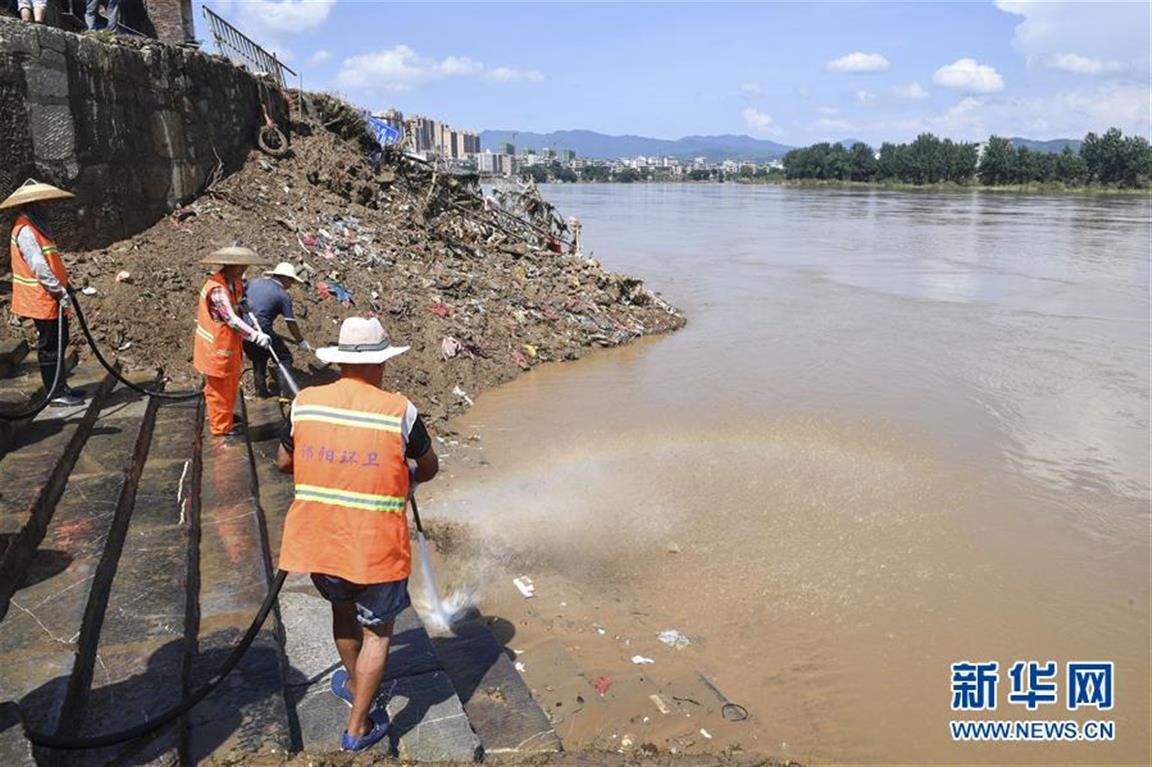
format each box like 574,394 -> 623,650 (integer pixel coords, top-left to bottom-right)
410,495 -> 457,631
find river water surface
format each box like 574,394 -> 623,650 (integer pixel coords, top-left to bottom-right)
433,185 -> 1150,764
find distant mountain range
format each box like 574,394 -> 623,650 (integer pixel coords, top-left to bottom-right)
480,129 -> 1084,161
480,129 -> 793,161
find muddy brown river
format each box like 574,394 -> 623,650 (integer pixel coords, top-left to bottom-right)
428,185 -> 1150,765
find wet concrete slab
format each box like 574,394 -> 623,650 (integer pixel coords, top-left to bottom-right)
432,617 -> 562,755
0,365 -> 115,615
61,399 -> 202,765
280,590 -> 481,760
0,389 -> 149,762
188,408 -> 291,762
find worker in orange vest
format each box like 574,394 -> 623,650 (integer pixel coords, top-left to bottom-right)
276,317 -> 439,752
2,178 -> 85,406
193,246 -> 271,436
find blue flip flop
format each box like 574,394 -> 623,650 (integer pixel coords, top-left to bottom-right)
330,668 -> 355,707
340,710 -> 390,752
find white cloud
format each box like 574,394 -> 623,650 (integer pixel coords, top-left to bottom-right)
232,0 -> 336,35
337,45 -> 543,92
894,82 -> 930,100
1043,53 -> 1125,76
740,81 -> 763,96
816,118 -> 855,132
817,106 -> 839,115
996,1 -> 1149,79
933,58 -> 1005,93
742,107 -> 775,134
856,89 -> 876,106
826,52 -> 890,73
308,49 -> 332,66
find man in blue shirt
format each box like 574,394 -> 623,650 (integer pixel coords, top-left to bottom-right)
243,262 -> 313,397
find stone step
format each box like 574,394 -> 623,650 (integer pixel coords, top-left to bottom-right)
186,394 -> 291,763
431,616 -> 562,755
0,349 -> 81,459
58,398 -> 203,766
0,383 -> 153,765
279,585 -> 481,761
0,338 -> 29,379
0,364 -> 118,621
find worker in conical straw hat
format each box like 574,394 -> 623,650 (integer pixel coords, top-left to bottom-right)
275,316 -> 439,752
193,246 -> 272,436
2,178 -> 86,407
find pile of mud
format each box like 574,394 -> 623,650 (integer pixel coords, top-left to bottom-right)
3,103 -> 684,429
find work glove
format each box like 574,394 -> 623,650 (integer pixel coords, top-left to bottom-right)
298,340 -> 314,353
253,331 -> 272,349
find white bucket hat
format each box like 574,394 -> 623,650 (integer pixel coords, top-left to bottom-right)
316,317 -> 410,365
264,261 -> 305,283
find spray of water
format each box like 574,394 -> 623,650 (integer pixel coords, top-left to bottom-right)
415,530 -> 472,632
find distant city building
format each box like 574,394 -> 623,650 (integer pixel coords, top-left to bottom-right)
562,150 -> 576,162
501,142 -> 517,155
401,114 -> 479,159
477,150 -> 517,177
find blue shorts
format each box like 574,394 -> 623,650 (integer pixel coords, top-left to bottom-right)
310,574 -> 410,628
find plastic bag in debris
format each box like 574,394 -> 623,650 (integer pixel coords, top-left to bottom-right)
316,280 -> 353,304
658,629 -> 691,648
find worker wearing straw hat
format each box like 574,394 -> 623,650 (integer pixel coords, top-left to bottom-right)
193,246 -> 271,436
276,316 -> 439,752
2,179 -> 85,407
243,261 -> 313,398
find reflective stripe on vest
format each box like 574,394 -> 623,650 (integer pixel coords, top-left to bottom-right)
279,378 -> 413,584
9,215 -> 68,321
192,273 -> 244,377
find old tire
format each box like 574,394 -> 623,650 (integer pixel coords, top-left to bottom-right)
257,125 -> 289,157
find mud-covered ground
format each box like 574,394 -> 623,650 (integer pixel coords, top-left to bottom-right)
2,104 -> 682,430
207,750 -> 797,766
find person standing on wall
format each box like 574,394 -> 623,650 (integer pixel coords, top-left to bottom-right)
193,246 -> 270,436
2,179 -> 86,407
16,0 -> 47,23
276,317 -> 439,752
242,261 -> 313,398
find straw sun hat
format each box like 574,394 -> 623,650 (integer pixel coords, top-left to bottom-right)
316,317 -> 409,365
0,179 -> 75,211
199,246 -> 267,266
263,261 -> 305,283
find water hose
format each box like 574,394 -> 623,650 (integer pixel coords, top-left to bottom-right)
22,569 -> 288,750
69,292 -> 202,401
0,310 -> 66,421
245,312 -> 301,398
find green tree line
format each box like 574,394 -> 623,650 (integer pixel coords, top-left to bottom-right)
782,128 -> 1151,188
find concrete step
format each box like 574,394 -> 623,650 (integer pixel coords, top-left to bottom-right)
431,616 -> 562,755
58,398 -> 203,766
0,383 -> 153,765
0,365 -> 118,621
279,585 -> 482,761
0,349 -> 81,460
186,394 -> 291,763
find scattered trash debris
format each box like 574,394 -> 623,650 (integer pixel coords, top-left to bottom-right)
441,336 -> 462,359
667,542 -> 682,554
631,655 -> 656,665
700,728 -> 713,740
81,286 -> 98,296
513,576 -> 535,598
452,385 -> 474,406
593,676 -> 612,695
649,693 -> 670,714
698,672 -> 750,722
114,270 -> 132,283
514,661 -> 526,673
658,629 -> 692,648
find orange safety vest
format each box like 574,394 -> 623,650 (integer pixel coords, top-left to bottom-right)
193,272 -> 245,378
279,378 -> 412,584
9,213 -> 68,320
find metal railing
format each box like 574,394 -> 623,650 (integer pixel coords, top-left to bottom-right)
201,6 -> 297,88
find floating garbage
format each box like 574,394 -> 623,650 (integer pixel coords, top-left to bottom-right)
631,655 -> 655,665
513,576 -> 535,598
452,385 -> 474,406
700,728 -> 713,739
594,675 -> 612,695
658,629 -> 691,648
649,693 -> 670,714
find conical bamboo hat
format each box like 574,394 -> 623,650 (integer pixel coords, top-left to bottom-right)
0,179 -> 74,211
200,246 -> 266,266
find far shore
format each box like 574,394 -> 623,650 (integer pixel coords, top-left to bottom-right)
539,178 -> 1152,195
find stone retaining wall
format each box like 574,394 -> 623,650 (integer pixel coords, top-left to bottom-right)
0,17 -> 287,250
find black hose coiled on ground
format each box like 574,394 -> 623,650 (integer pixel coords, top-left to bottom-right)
23,569 -> 287,750
0,311 -> 66,422
69,292 -> 202,401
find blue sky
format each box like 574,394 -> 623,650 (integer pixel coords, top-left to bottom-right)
196,1 -> 1151,145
